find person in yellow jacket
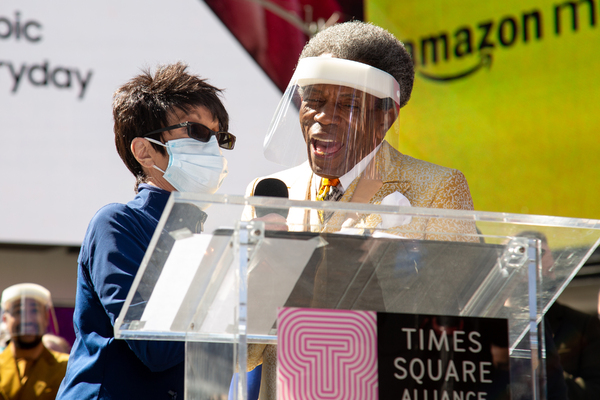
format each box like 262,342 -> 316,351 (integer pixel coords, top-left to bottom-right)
0,283 -> 68,400
243,21 -> 479,400
248,21 -> 476,241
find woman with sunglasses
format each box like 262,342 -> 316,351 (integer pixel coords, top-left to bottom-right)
57,62 -> 235,400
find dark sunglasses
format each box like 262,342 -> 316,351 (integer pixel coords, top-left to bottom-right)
143,121 -> 236,150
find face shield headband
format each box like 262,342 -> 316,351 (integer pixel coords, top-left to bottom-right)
263,57 -> 401,180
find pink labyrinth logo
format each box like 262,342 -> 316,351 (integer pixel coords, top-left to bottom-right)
277,308 -> 378,400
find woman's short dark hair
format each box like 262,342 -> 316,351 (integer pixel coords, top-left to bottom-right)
113,62 -> 229,189
300,21 -> 414,108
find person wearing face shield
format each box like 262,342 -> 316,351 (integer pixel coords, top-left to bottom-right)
56,63 -> 235,400
0,283 -> 69,400
242,21 -> 478,400
247,21 -> 476,240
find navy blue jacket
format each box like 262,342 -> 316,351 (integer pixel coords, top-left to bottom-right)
57,184 -> 184,400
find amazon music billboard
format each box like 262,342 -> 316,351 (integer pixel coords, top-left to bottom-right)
0,0 -> 284,245
367,0 -> 600,219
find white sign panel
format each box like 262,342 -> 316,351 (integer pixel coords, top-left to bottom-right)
0,0 -> 286,245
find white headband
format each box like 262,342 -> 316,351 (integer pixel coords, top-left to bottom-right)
1,283 -> 51,308
292,57 -> 401,105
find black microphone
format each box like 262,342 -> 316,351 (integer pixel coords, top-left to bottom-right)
254,178 -> 289,218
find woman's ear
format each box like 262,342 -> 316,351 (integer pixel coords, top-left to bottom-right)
131,138 -> 156,168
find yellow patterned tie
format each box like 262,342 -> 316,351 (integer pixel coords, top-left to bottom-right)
316,178 -> 340,201
317,178 -> 342,223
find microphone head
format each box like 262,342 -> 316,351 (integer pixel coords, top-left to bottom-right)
254,178 -> 289,218
254,178 -> 289,198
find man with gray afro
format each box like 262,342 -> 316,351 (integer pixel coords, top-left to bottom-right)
250,20 -> 475,239
299,20 -> 415,108
0,283 -> 68,400
244,21 -> 477,400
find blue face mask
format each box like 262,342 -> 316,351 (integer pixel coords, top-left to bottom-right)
146,136 -> 228,194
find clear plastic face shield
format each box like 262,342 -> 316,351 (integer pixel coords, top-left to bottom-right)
263,57 -> 401,181
1,283 -> 56,349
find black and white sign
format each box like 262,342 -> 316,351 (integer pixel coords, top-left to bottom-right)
378,313 -> 510,400
0,0 -> 286,245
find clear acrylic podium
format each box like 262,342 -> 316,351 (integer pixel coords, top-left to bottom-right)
114,192 -> 600,400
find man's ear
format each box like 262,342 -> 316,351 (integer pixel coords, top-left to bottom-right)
43,307 -> 51,327
376,107 -> 399,142
131,137 -> 156,168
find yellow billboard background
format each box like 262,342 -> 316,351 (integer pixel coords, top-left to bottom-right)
368,0 -> 600,219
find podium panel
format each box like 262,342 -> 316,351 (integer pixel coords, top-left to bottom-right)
114,193 -> 600,400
